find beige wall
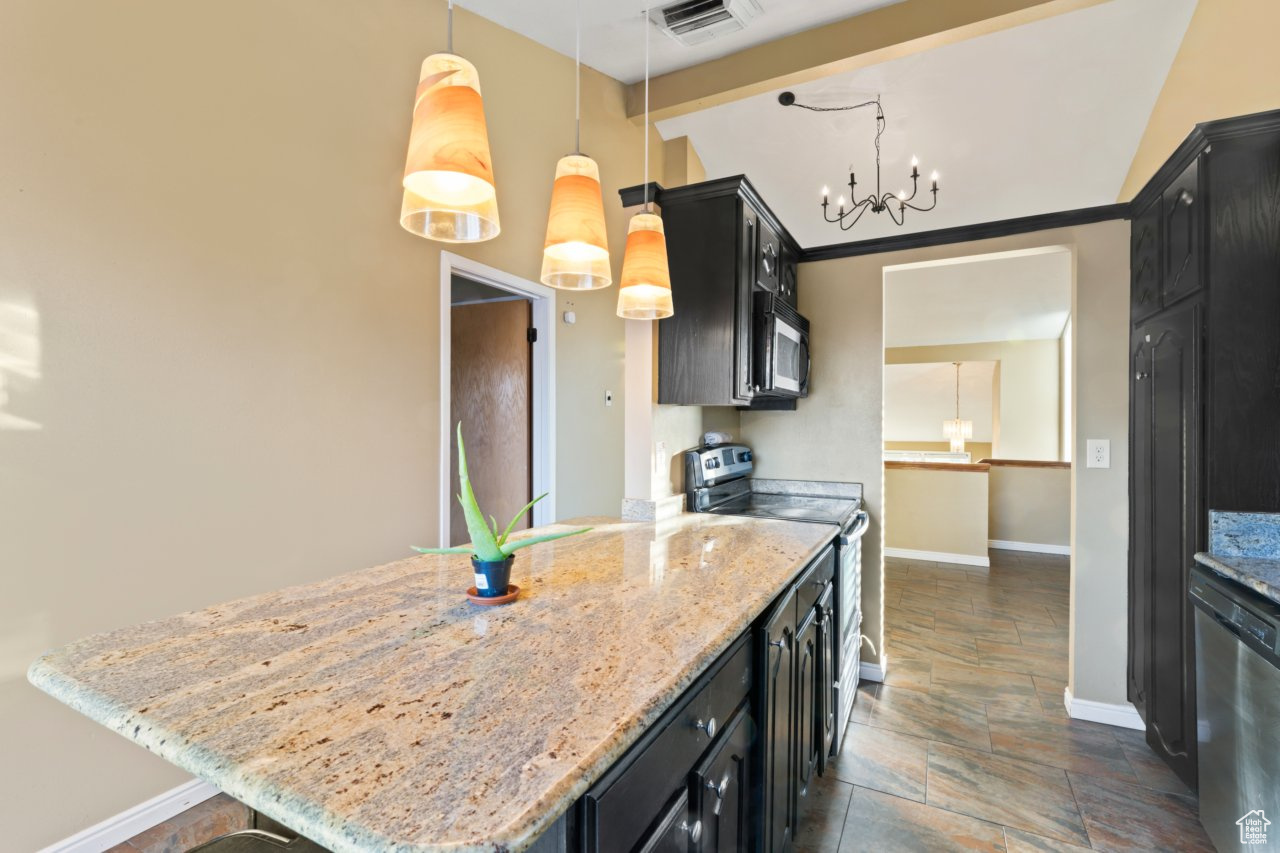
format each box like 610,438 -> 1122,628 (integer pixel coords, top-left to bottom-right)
886,340 -> 1061,460
740,220 -> 1129,705
1120,0 -> 1280,200
885,468 -> 990,560
989,466 -> 1071,547
0,2 -> 649,847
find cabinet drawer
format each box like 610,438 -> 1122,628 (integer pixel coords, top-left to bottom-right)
794,545 -> 835,622
582,636 -> 752,852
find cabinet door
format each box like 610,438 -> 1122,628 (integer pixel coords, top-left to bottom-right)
1136,303 -> 1203,788
736,204 -> 758,403
1161,156 -> 1204,307
636,789 -> 696,853
1128,328 -> 1152,717
1131,196 -> 1161,325
693,706 -> 752,853
757,590 -> 795,853
779,244 -> 799,308
755,217 -> 782,294
817,587 -> 836,772
794,611 -> 819,806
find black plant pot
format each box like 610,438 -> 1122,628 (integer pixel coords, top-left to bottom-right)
471,555 -> 514,598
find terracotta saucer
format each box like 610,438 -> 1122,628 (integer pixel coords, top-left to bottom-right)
466,584 -> 520,606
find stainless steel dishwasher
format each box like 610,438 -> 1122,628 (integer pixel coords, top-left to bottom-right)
1191,565 -> 1280,852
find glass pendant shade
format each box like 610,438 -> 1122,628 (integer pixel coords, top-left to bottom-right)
943,417 -> 973,453
400,53 -> 500,242
541,155 -> 611,289
616,212 -> 673,320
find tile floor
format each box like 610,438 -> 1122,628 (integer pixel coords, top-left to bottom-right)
795,550 -> 1215,853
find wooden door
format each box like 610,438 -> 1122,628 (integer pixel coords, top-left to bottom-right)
450,299 -> 532,547
1137,303 -> 1202,788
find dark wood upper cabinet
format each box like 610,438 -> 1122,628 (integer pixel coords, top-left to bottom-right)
1161,156 -> 1205,308
1128,109 -> 1280,791
622,177 -> 801,407
1131,196 -> 1161,325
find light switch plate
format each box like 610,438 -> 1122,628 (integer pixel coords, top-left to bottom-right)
1086,439 -> 1110,469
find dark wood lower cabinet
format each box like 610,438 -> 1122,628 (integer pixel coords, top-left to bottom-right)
575,543 -> 837,853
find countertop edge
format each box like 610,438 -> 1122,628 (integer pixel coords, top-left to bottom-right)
1194,551 -> 1280,608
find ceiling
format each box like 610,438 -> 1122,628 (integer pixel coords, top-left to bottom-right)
885,361 -> 996,442
460,0 -> 902,83
883,248 -> 1071,348
656,0 -> 1197,247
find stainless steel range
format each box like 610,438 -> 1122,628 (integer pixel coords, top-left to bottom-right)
683,442 -> 868,755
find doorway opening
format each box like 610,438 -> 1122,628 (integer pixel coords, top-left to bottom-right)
438,253 -> 555,546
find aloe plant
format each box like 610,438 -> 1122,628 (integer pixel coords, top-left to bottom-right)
413,423 -> 590,562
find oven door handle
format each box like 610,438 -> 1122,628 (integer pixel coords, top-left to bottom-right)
838,511 -> 870,546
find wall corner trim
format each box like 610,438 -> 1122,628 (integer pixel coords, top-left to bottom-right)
884,547 -> 990,567
1063,687 -> 1145,731
859,656 -> 887,683
39,778 -> 220,853
988,539 -> 1072,555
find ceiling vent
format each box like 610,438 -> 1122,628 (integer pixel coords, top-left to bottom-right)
650,0 -> 763,46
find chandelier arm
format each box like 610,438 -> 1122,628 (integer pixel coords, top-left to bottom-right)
903,192 -> 939,213
839,203 -> 874,230
883,203 -> 905,227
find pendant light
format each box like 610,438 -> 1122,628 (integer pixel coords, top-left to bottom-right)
942,362 -> 973,453
616,8 -> 673,320
541,0 -> 611,290
399,0 -> 500,243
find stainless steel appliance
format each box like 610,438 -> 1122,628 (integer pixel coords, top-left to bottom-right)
753,293 -> 809,398
1190,564 -> 1280,852
683,444 -> 867,755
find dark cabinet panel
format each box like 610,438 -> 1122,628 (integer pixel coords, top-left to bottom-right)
757,588 -> 796,853
794,610 -> 819,807
816,585 -> 837,772
756,217 -> 782,294
1129,329 -> 1153,717
1131,196 -> 1161,325
636,789 -> 695,853
1206,130 -> 1280,513
693,705 -> 752,853
779,244 -> 799,308
1160,156 -> 1204,308
1133,305 -> 1202,785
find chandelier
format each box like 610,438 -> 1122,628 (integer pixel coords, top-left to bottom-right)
942,362 -> 973,453
779,92 -> 938,230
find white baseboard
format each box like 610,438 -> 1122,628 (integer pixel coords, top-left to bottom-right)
40,778 -> 220,853
989,539 -> 1071,555
884,547 -> 990,568
859,655 -> 887,682
1063,687 -> 1145,730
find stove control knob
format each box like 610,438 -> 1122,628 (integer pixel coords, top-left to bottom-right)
706,458 -> 720,469
740,451 -> 752,462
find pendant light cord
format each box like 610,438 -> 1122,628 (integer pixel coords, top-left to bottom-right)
447,0 -> 454,53
643,7 -> 650,212
574,0 -> 582,154
954,362 -> 961,419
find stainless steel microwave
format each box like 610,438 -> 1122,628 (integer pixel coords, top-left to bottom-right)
753,292 -> 810,398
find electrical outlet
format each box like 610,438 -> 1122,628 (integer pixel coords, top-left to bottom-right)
1086,439 -> 1110,469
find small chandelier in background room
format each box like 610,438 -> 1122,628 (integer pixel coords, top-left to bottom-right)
778,91 -> 939,231
617,7 -> 673,320
541,0 -> 611,290
400,0 -> 501,242
942,362 -> 973,453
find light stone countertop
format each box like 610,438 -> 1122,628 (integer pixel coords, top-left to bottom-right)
28,514 -> 835,853
1195,510 -> 1280,606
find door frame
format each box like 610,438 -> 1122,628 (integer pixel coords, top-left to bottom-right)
439,252 -> 556,546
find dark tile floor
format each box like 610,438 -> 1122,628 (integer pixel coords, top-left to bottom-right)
794,550 -> 1215,853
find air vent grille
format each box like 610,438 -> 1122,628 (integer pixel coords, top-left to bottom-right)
650,0 -> 763,46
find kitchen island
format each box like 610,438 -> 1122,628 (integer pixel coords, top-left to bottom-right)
28,513 -> 835,853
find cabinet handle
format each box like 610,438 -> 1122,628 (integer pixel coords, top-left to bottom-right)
770,635 -> 789,651
1178,189 -> 1194,207
681,820 -> 703,844
707,773 -> 730,800
695,716 -> 717,738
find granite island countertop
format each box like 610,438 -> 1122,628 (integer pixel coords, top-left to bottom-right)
1195,510 -> 1280,606
28,513 -> 835,853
